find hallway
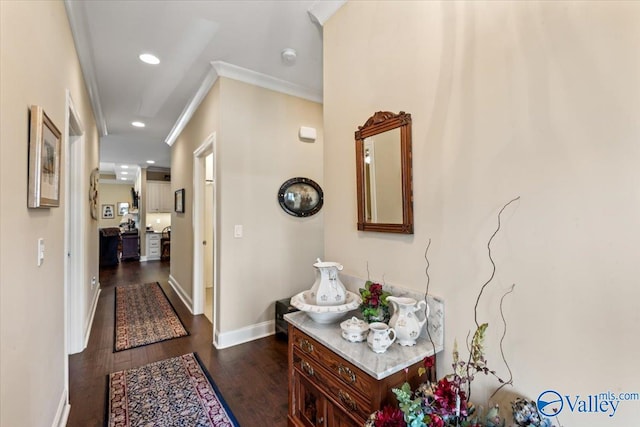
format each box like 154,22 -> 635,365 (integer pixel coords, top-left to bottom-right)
67,261 -> 289,426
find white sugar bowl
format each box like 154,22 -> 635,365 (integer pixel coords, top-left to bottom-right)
340,317 -> 369,342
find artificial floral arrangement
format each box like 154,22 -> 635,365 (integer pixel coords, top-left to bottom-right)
364,197 -> 559,427
359,280 -> 392,323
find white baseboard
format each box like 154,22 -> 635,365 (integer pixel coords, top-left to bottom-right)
168,274 -> 193,314
214,320 -> 275,349
83,287 -> 101,349
140,255 -> 148,262
51,388 -> 70,427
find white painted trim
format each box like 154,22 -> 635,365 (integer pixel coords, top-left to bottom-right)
168,275 -> 194,314
214,320 -> 276,349
165,64 -> 219,146
63,1 -> 108,136
192,133 -> 217,321
139,255 -> 148,262
307,0 -> 347,26
83,288 -> 101,349
51,388 -> 70,427
211,61 -> 322,104
165,60 -> 323,147
64,90 -> 86,360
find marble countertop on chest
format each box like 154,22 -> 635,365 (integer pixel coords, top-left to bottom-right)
285,311 -> 443,380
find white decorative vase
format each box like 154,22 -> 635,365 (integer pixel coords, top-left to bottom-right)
387,296 -> 429,346
309,259 -> 346,306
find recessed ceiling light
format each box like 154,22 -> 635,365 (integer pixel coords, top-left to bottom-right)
139,53 -> 160,65
146,160 -> 155,164
121,171 -> 129,175
131,121 -> 145,128
120,177 -> 128,181
121,165 -> 129,169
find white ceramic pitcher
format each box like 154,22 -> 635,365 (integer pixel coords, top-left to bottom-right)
367,322 -> 396,353
387,296 -> 429,346
310,259 -> 346,306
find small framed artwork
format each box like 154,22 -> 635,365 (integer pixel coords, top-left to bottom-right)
175,189 -> 185,213
89,168 -> 99,219
117,202 -> 129,216
28,105 -> 62,208
102,204 -> 115,219
277,177 -> 323,217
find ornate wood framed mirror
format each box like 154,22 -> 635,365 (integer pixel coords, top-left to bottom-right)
355,111 -> 413,234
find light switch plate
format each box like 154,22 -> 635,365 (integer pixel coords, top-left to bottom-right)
234,225 -> 243,238
37,238 -> 45,266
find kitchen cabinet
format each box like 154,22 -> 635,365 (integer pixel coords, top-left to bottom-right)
286,313 -> 439,427
146,181 -> 172,213
146,232 -> 161,260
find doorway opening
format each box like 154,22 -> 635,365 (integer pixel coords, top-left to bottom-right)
65,91 -> 86,355
63,90 -> 86,421
192,133 -> 217,340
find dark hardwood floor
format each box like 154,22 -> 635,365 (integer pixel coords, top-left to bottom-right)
68,260 -> 289,427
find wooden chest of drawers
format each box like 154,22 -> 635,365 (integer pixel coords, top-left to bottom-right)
287,324 -> 436,427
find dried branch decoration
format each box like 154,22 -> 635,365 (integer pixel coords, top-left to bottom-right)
465,196 -> 520,400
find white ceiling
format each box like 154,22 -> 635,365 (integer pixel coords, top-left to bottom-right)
64,0 -> 344,183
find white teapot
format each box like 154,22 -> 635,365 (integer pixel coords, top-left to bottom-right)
387,296 -> 429,346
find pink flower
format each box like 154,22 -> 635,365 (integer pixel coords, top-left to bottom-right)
429,414 -> 444,427
423,356 -> 435,369
374,406 -> 406,427
432,378 -> 467,417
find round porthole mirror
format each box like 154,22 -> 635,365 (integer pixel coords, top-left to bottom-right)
277,177 -> 323,217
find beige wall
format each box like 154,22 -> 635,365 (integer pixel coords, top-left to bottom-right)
98,183 -> 133,228
171,82 -> 220,305
324,1 -> 640,425
146,213 -> 171,234
172,77 -> 324,336
0,1 -> 99,426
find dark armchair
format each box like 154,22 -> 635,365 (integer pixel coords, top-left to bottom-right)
161,226 -> 171,260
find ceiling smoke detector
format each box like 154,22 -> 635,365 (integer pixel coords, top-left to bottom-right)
281,48 -> 297,65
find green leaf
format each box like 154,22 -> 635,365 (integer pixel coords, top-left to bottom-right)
471,323 -> 488,364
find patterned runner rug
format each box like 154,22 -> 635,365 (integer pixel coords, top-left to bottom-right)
114,282 -> 188,351
108,353 -> 238,427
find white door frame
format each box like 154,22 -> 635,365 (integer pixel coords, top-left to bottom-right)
192,133 -> 217,338
63,91 -> 85,417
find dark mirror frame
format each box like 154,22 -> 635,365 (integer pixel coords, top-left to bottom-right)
355,111 -> 413,234
277,177 -> 324,217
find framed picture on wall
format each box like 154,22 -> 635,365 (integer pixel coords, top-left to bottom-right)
27,105 -> 62,208
117,202 -> 129,216
89,168 -> 99,220
102,204 -> 115,219
175,189 -> 185,213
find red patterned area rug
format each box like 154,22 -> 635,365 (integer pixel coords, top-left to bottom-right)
108,353 -> 238,427
114,282 -> 188,352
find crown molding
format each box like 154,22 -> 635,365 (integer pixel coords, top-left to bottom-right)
307,0 -> 347,27
165,63 -> 219,146
165,60 -> 323,146
211,61 -> 323,104
64,0 -> 108,136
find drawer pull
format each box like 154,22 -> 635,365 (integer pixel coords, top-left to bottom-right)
300,360 -> 314,376
338,390 -> 358,412
338,365 -> 356,384
300,338 -> 314,354
317,417 -> 324,425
